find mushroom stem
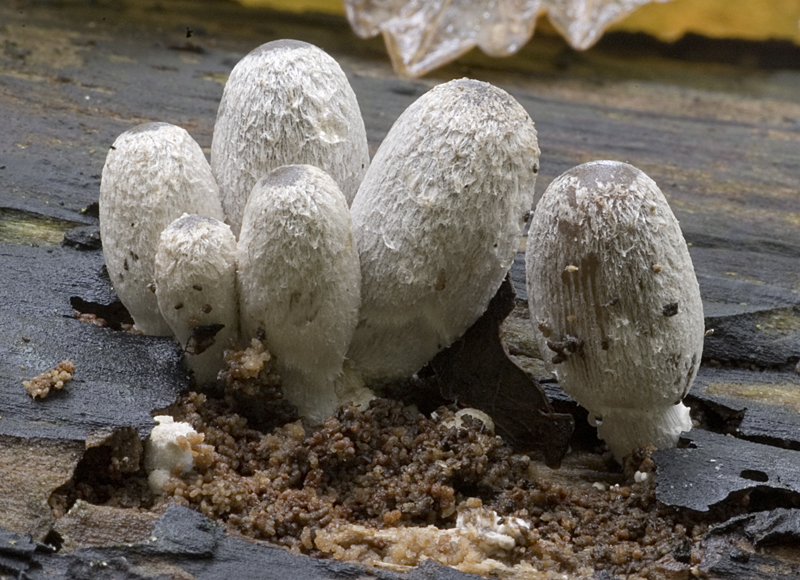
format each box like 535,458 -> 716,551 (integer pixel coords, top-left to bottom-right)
277,362 -> 373,424
591,403 -> 693,461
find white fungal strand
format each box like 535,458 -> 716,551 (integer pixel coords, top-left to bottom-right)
348,78 -> 540,382
154,214 -> 239,386
144,415 -> 198,494
525,160 -> 703,461
236,165 -> 365,424
211,39 -> 370,237
99,122 -> 225,335
456,507 -> 530,554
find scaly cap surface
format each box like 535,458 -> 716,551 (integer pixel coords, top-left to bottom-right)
348,78 -> 540,381
100,122 -> 224,335
525,160 -> 704,460
237,164 -> 363,422
211,40 -> 369,237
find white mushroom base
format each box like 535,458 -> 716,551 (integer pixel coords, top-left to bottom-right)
589,403 -> 693,461
283,362 -> 375,425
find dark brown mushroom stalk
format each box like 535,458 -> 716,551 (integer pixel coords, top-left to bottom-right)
525,160 -> 704,462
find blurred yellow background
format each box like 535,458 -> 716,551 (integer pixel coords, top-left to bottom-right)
235,0 -> 800,45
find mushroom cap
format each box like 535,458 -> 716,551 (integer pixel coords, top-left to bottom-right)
236,164 -> 362,421
100,122 -> 225,335
525,160 -> 704,456
347,78 -> 540,382
211,39 -> 370,237
154,214 -> 239,385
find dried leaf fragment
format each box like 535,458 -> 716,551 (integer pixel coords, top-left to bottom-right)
345,0 -> 667,77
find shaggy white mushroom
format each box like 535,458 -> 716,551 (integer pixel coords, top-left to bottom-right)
154,214 -> 239,385
347,78 -> 540,382
237,165 -> 365,424
211,39 -> 370,237
100,122 -> 225,335
525,160 -> 704,461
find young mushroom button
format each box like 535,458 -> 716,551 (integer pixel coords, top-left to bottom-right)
347,78 -> 540,382
99,122 -> 225,335
154,214 -> 239,386
236,165 -> 366,424
525,160 -> 704,462
211,39 -> 370,237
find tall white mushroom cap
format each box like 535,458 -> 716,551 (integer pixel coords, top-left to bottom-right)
211,39 -> 370,237
99,122 -> 225,335
237,165 -> 365,423
525,160 -> 704,461
347,78 -> 540,382
154,214 -> 239,385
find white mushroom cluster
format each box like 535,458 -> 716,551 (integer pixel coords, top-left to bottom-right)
100,122 -> 225,336
99,41 -> 539,426
525,160 -> 705,461
99,39 -> 703,464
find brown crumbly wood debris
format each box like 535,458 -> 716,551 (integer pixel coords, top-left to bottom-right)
74,311 -> 108,327
156,392 -> 702,579
23,359 -> 75,399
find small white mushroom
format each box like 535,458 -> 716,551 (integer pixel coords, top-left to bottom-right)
99,122 -> 225,335
144,415 -> 198,494
154,214 -> 239,385
211,39 -> 370,237
347,78 -> 540,382
525,160 -> 704,461
236,165 -> 365,424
